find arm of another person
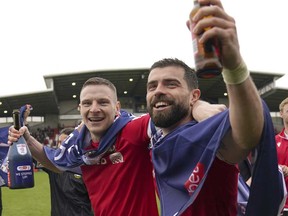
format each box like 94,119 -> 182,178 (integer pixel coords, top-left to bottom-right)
190,0 -> 264,163
193,100 -> 226,122
8,126 -> 61,173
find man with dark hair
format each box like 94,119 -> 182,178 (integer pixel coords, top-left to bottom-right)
145,3 -> 284,211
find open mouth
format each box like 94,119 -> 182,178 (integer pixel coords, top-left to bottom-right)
154,101 -> 170,109
88,116 -> 104,122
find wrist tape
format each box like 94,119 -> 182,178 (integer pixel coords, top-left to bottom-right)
222,61 -> 250,85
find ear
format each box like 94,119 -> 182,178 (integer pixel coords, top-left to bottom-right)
280,111 -> 283,119
77,104 -> 81,112
190,88 -> 201,106
115,101 -> 121,115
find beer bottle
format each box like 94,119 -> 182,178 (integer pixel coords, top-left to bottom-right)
189,0 -> 222,78
7,109 -> 34,189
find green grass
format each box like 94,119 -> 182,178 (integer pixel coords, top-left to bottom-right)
2,171 -> 50,216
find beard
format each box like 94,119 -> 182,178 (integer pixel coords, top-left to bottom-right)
148,101 -> 190,128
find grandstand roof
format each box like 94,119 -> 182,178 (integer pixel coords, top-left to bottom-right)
0,69 -> 287,117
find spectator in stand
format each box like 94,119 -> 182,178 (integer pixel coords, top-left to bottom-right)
276,97 -> 288,216
42,127 -> 93,216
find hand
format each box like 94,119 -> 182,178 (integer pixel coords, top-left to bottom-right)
8,126 -> 30,145
23,104 -> 33,125
280,165 -> 288,177
187,0 -> 243,70
193,100 -> 226,122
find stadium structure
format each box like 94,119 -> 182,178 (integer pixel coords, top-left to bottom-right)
0,69 -> 287,133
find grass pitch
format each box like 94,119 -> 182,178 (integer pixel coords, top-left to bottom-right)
2,170 -> 50,216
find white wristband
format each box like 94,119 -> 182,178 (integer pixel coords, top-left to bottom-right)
222,62 -> 250,85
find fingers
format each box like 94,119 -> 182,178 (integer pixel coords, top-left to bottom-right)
198,0 -> 223,8
191,4 -> 235,38
8,126 -> 22,144
192,5 -> 228,23
280,165 -> 288,177
188,0 -> 242,69
215,104 -> 227,112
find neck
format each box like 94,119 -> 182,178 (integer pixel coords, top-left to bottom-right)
284,124 -> 288,135
91,133 -> 101,143
161,116 -> 193,136
284,129 -> 288,137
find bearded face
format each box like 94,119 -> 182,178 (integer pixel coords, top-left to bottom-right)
147,94 -> 190,128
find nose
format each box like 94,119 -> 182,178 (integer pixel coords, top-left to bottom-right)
153,83 -> 166,97
90,101 -> 101,112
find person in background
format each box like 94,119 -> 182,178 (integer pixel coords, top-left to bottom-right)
42,127 -> 93,216
276,97 -> 288,216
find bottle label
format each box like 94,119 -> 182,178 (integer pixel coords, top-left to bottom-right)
16,144 -> 28,155
17,165 -> 32,171
190,11 -> 222,78
8,160 -> 34,188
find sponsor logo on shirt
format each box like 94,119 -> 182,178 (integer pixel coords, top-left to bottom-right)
184,162 -> 205,196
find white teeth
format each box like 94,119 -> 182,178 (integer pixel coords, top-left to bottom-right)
155,102 -> 168,108
89,117 -> 102,121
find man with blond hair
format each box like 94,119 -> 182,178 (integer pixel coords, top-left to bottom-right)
276,97 -> 288,215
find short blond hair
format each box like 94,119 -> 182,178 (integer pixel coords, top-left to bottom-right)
279,97 -> 288,112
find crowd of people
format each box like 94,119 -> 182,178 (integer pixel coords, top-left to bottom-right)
2,0 -> 288,215
30,127 -> 58,147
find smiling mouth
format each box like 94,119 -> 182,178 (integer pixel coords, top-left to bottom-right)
154,101 -> 169,109
88,117 -> 104,122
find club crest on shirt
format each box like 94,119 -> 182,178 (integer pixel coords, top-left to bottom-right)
109,152 -> 124,164
82,145 -> 124,165
277,142 -> 281,147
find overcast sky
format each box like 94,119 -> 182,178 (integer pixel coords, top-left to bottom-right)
0,0 -> 287,97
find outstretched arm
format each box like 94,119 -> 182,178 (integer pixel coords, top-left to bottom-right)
188,0 -> 263,163
193,100 -> 226,122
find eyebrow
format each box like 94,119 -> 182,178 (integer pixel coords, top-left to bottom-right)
147,78 -> 180,85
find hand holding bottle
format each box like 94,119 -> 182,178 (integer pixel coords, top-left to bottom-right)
7,109 -> 34,189
187,0 -> 243,73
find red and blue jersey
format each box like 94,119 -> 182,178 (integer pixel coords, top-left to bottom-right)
276,128 -> 288,209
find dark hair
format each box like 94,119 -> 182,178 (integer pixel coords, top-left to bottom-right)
59,127 -> 74,136
149,58 -> 198,90
81,77 -> 117,96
